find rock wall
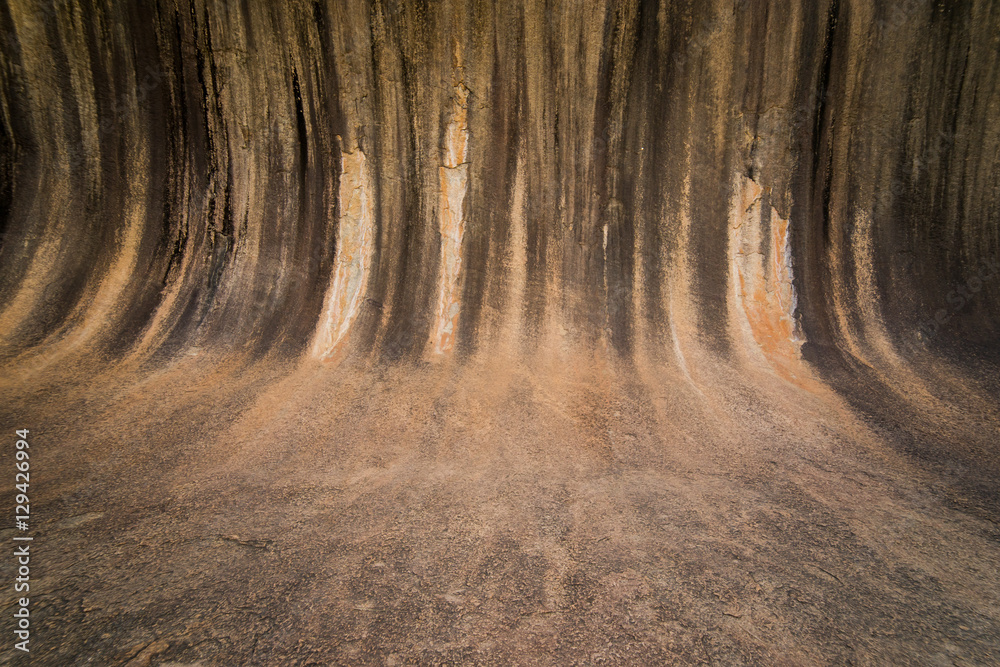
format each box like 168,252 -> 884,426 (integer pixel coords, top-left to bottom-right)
1,0 -> 998,411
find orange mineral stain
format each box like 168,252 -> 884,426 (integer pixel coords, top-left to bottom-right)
731,176 -> 812,388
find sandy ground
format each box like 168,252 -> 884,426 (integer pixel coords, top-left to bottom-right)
0,350 -> 997,666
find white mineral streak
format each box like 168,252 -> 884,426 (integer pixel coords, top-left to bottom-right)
728,174 -> 804,383
668,173 -> 703,394
430,82 -> 471,355
499,153 -> 527,352
312,149 -> 375,360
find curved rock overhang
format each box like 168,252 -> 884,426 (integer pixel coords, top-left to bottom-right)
1,1 -> 999,663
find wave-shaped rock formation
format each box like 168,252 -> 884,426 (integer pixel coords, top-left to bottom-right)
1,0 -> 999,663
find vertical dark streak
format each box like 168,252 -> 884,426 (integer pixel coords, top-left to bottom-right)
813,0 -> 839,245
292,66 -> 308,191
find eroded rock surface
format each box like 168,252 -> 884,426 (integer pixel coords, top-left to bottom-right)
0,1 -> 998,664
